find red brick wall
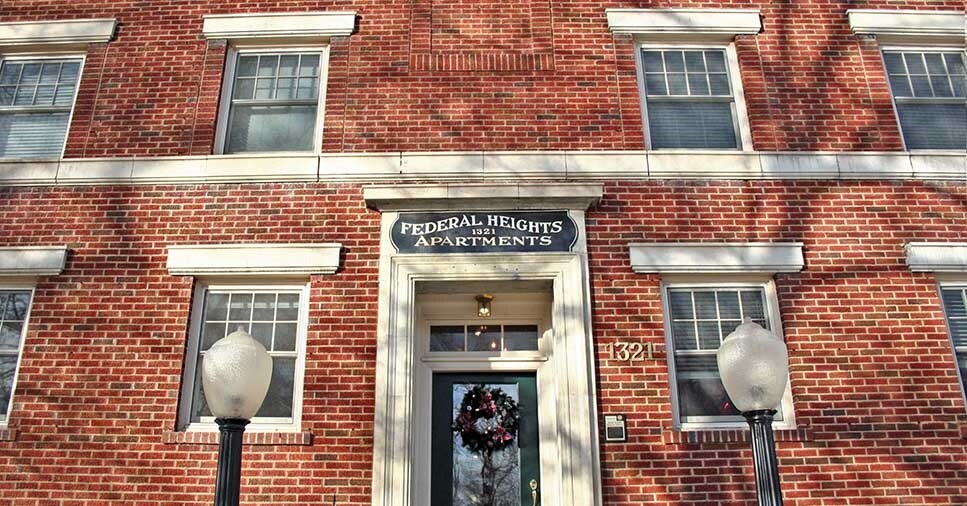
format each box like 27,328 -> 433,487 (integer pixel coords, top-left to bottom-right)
0,180 -> 966,504
1,1 -> 961,155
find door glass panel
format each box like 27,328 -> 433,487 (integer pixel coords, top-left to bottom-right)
467,325 -> 501,352
452,382 -> 521,505
503,325 -> 539,351
432,373 -> 540,506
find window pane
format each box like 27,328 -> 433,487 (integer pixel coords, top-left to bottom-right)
925,53 -> 947,75
3,293 -> 30,321
909,75 -> 933,97
39,63 -> 60,85
299,55 -> 320,76
256,356 -> 295,418
0,63 -> 20,84
228,293 -> 253,320
669,291 -> 693,319
279,55 -> 299,77
0,86 -> 13,106
709,73 -> 730,95
697,322 -> 720,349
942,289 -> 967,317
201,321 -> 226,350
254,78 -> 275,99
948,319 -> 967,348
905,53 -> 926,74
888,74 -> 913,97
684,51 -> 706,72
53,83 -> 76,106
959,354 -> 967,394
34,85 -> 55,106
641,51 -> 663,73
687,73 -> 709,95
666,73 -> 687,95
675,355 -> 740,419
274,322 -> 297,351
0,321 -> 22,351
276,294 -> 300,320
252,293 -> 276,321
59,62 -> 80,83
204,293 -> 229,321
645,74 -> 667,95
19,63 -> 40,84
0,112 -> 71,158
740,290 -> 766,320
705,51 -> 726,73
896,103 -> 967,150
233,78 -> 255,100
13,86 -> 35,106
671,321 -> 697,350
296,77 -> 318,99
226,104 -> 316,153
236,55 -> 258,77
648,102 -> 737,149
717,291 -> 741,319
257,55 -> 279,77
467,325 -> 500,351
430,325 -> 465,351
883,52 -> 905,74
250,322 -> 273,349
0,355 -> 17,417
693,291 -> 717,319
664,51 -> 685,73
504,325 -> 539,351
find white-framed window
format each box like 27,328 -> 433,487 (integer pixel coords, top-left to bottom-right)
178,282 -> 309,432
635,43 -> 752,150
214,46 -> 329,154
0,287 -> 34,425
661,279 -> 795,430
0,53 -> 84,159
881,47 -> 966,150
938,283 -> 967,402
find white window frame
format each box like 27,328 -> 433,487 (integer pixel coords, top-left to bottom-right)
634,41 -> 753,151
177,281 -> 310,432
936,280 -> 967,406
660,277 -> 795,431
0,51 -> 86,160
878,44 -> 966,152
0,283 -> 35,427
213,44 -> 330,155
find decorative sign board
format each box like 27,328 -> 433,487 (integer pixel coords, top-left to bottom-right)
391,211 -> 577,254
603,414 -> 627,442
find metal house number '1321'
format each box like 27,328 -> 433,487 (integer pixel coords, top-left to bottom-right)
604,342 -> 654,363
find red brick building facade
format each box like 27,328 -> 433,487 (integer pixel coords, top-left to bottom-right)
0,2 -> 965,505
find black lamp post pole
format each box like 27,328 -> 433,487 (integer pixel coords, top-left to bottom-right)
743,409 -> 784,506
214,418 -> 250,506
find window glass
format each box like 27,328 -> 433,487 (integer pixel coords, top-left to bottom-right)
0,58 -> 82,158
0,290 -> 32,422
640,48 -> 740,149
224,52 -> 322,153
883,50 -> 967,150
666,286 -> 782,425
940,287 -> 967,396
429,324 -> 540,353
187,289 -> 302,425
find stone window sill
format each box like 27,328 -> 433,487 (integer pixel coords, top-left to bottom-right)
662,423 -> 813,445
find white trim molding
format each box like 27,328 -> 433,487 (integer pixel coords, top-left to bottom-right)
0,18 -> 116,46
202,12 -> 357,39
363,183 -> 603,211
0,151 -> 964,186
0,246 -> 68,276
166,243 -> 342,276
629,242 -> 805,274
905,242 -> 967,272
606,8 -> 761,38
847,10 -> 966,44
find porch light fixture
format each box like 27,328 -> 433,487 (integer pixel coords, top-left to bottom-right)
476,294 -> 494,318
716,317 -> 789,506
201,326 -> 273,506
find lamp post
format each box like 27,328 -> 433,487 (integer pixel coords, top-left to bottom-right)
716,317 -> 789,506
201,327 -> 273,506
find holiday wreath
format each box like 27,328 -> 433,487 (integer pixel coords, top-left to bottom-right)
452,384 -> 521,453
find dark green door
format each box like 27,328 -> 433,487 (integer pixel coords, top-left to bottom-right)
431,373 -> 541,506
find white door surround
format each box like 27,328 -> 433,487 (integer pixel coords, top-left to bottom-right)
366,183 -> 603,506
